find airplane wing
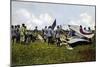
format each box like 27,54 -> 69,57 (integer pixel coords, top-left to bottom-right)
67,37 -> 89,44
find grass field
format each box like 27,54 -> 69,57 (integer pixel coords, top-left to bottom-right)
12,40 -> 96,66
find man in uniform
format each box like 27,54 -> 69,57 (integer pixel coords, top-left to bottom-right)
11,25 -> 16,44
47,26 -> 53,45
20,24 -> 26,44
43,26 -> 48,42
33,26 -> 38,40
16,25 -> 20,43
24,26 -> 28,44
55,25 -> 61,47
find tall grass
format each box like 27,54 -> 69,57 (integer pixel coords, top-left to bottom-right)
12,40 -> 96,66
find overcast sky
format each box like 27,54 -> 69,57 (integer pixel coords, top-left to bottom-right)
11,1 -> 95,30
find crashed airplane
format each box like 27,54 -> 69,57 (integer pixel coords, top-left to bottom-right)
67,25 -> 95,46
36,24 -> 95,50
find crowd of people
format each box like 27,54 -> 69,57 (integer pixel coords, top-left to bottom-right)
11,24 -> 93,47
11,24 -> 63,46
42,25 -> 62,47
11,24 -> 26,44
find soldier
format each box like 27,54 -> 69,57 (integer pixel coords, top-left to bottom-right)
43,26 -> 48,42
24,26 -> 28,44
14,25 -> 18,43
55,25 -> 61,47
47,26 -> 53,45
16,25 -> 20,43
33,26 -> 38,40
11,25 -> 16,44
27,31 -> 33,43
20,24 -> 26,44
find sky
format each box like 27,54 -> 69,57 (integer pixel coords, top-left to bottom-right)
11,1 -> 96,30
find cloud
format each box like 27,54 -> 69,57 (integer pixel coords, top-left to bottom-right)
39,13 -> 53,25
30,13 -> 54,30
68,13 -> 95,30
12,8 -> 95,30
80,13 -> 95,26
12,9 -> 54,30
12,9 -> 31,27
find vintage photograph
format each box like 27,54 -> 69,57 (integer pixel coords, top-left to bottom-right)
11,1 -> 96,66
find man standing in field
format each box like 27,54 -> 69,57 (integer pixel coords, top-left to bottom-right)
11,25 -> 16,44
24,26 -> 28,44
47,26 -> 53,45
43,26 -> 48,42
33,26 -> 38,40
16,25 -> 20,43
20,24 -> 26,44
55,25 -> 61,47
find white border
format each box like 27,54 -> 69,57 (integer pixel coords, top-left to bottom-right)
0,0 -> 10,67
0,0 -> 99,67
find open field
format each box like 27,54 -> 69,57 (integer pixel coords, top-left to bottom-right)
11,40 -> 96,66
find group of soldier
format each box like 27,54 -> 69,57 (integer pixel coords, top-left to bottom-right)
11,23 -> 94,47
42,25 -> 62,47
11,24 -> 27,44
43,25 -> 63,46
11,24 -> 63,47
